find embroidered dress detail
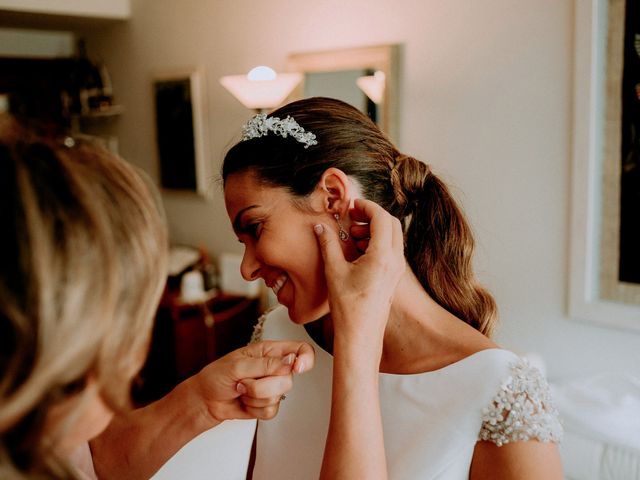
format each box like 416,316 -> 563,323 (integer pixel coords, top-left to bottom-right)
249,307 -> 276,344
479,358 -> 563,446
242,113 -> 318,148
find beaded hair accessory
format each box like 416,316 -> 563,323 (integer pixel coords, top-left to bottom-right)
241,113 -> 318,149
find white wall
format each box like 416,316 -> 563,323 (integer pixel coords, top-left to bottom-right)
78,0 -> 640,381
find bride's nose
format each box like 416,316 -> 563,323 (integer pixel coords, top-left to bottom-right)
240,244 -> 261,281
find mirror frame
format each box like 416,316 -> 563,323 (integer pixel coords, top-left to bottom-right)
568,0 -> 640,332
286,44 -> 400,142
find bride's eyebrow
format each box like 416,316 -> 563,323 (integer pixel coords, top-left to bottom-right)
233,205 -> 259,232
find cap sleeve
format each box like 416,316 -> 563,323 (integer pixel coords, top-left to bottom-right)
478,358 -> 563,446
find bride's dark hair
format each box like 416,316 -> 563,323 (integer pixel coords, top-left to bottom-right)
222,97 -> 497,336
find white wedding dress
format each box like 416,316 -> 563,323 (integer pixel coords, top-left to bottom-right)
250,306 -> 562,480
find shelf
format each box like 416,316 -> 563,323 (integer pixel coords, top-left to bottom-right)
0,0 -> 130,20
76,104 -> 124,119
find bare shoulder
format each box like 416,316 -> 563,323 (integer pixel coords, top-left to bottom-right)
447,319 -> 500,365
470,440 -> 563,480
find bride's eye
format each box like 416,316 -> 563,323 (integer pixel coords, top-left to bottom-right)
246,222 -> 262,239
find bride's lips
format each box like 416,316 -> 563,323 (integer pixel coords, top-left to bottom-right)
270,273 -> 288,297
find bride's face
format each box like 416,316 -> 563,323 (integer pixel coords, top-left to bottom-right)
224,170 -> 330,324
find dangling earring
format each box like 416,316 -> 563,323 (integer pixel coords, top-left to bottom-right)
334,213 -> 349,241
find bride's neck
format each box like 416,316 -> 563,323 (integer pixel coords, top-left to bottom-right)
305,269 -> 453,366
379,268 -> 497,373
304,312 -> 334,354
306,268 -> 494,373
378,268 -> 451,373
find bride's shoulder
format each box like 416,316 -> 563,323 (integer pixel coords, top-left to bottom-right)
475,351 -> 563,445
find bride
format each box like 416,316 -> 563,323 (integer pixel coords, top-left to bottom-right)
222,97 -> 564,479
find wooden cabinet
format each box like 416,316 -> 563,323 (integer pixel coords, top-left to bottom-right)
133,289 -> 260,405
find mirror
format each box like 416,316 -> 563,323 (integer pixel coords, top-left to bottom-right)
286,44 -> 399,141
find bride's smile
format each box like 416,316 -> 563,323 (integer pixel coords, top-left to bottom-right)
224,169 -> 332,324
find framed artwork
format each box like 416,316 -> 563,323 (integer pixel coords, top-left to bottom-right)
599,0 -> 640,302
569,0 -> 640,331
152,68 -> 212,199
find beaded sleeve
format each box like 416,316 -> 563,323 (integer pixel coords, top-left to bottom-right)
478,358 -> 563,446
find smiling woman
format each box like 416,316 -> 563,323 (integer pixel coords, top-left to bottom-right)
224,169 -> 330,324
221,97 -> 564,480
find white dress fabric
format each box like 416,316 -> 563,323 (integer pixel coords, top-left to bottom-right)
151,419 -> 257,480
68,442 -> 98,480
251,306 -> 562,480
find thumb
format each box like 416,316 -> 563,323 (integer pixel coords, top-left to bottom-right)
313,223 -> 345,270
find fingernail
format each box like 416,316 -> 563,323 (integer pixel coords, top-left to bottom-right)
313,224 -> 324,234
236,382 -> 247,394
294,360 -> 305,374
283,353 -> 295,365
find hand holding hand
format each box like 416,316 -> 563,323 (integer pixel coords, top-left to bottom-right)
192,340 -> 314,423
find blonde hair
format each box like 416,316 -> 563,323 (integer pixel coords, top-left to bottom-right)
223,97 -> 497,336
0,116 -> 168,477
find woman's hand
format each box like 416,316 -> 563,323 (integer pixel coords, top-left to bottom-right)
192,340 -> 314,423
314,198 -> 405,354
92,341 -> 313,480
314,198 -> 404,480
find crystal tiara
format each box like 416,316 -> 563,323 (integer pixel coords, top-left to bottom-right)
241,113 -> 318,148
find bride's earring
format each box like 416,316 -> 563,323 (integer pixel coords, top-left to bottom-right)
333,213 -> 349,242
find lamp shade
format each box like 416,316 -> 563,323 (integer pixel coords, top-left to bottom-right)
220,66 -> 302,110
356,71 -> 386,105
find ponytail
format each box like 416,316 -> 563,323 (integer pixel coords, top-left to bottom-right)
393,155 -> 498,337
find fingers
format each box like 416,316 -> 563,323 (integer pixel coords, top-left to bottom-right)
391,212 -> 404,259
235,341 -> 315,379
349,198 -> 396,254
313,223 -> 346,273
254,341 -> 315,375
238,373 -> 292,402
350,224 -> 370,240
244,404 -> 280,420
228,354 -> 293,383
349,198 -> 387,223
350,224 -> 371,253
241,395 -> 285,408
237,365 -> 294,421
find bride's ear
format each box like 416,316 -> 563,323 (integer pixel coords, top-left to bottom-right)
317,167 -> 354,216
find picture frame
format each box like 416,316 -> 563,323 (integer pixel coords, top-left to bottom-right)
598,0 -> 640,305
152,68 -> 212,199
568,0 -> 640,331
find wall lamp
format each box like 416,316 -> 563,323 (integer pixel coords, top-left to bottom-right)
220,66 -> 302,113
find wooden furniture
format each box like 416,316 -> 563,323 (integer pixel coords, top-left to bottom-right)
133,287 -> 260,404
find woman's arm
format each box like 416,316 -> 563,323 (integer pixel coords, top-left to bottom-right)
322,331 -> 386,479
91,341 -> 313,480
470,441 -> 563,480
315,199 -> 405,480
